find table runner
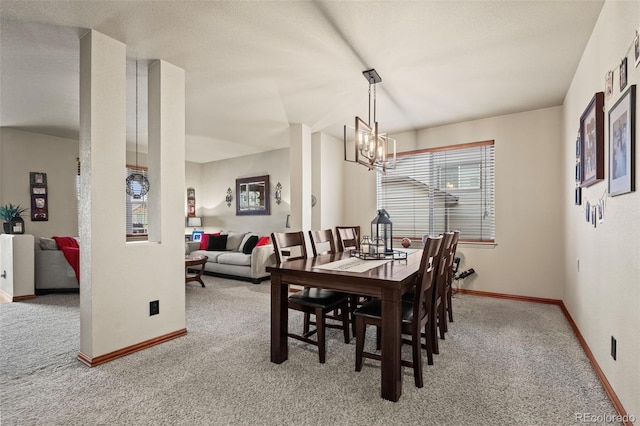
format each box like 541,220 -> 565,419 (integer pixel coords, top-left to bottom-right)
313,257 -> 392,273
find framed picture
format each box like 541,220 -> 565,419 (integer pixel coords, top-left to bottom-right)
619,57 -> 627,91
608,85 -> 635,196
30,171 -> 49,221
580,92 -> 605,187
192,230 -> 204,242
236,175 -> 270,216
605,71 -> 613,99
634,31 -> 639,68
574,187 -> 582,205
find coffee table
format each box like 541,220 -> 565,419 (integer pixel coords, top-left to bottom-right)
185,254 -> 208,287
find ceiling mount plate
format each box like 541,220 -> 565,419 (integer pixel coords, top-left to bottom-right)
362,69 -> 382,84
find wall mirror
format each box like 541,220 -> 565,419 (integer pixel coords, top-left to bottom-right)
236,175 -> 270,215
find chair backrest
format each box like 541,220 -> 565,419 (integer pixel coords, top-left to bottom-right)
271,232 -> 308,263
308,229 -> 336,257
335,226 -> 360,251
413,235 -> 444,322
434,232 -> 455,302
446,230 -> 460,281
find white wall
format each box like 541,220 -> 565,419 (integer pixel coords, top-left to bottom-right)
199,148 -> 290,236
0,128 -> 79,240
344,106 -> 565,299
79,31 -> 186,359
312,132 -> 344,231
563,1 -> 639,417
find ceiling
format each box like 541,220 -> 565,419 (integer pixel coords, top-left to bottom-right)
0,1 -> 604,163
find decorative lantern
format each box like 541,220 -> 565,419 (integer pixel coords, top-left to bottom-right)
371,209 -> 393,254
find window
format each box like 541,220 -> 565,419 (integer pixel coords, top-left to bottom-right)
377,140 -> 495,242
126,165 -> 149,237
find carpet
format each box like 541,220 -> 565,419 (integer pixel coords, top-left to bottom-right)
0,275 -> 618,425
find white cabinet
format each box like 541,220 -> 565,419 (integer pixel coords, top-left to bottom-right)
0,234 -> 35,300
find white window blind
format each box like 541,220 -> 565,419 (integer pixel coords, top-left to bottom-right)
377,140 -> 495,242
126,166 -> 149,237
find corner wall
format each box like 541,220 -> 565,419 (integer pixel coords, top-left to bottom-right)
199,148 -> 290,236
344,106 -> 565,299
0,128 -> 79,239
563,1 -> 639,417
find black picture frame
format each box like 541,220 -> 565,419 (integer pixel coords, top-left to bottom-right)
620,57 -> 628,91
236,175 -> 270,216
580,92 -> 605,187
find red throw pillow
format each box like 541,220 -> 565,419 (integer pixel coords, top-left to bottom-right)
199,232 -> 220,250
256,236 -> 271,246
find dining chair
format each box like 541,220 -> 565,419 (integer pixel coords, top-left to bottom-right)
432,231 -> 455,354
308,229 -> 337,257
335,226 -> 360,252
309,229 -> 363,337
354,235 -> 443,387
271,231 -> 350,364
445,230 -> 460,325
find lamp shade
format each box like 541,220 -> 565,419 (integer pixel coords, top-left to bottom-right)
187,217 -> 202,227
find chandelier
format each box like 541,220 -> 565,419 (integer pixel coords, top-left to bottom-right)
344,69 -> 396,173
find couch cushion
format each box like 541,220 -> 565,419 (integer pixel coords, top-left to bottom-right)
225,232 -> 246,251
242,235 -> 259,254
207,234 -> 228,251
190,250 -> 225,263
199,232 -> 221,250
217,252 -> 251,266
238,233 -> 258,252
39,237 -> 58,250
256,236 -> 271,246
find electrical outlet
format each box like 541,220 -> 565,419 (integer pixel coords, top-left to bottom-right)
150,300 -> 159,316
611,336 -> 616,360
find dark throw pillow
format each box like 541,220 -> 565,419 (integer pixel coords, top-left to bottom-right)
207,234 -> 228,251
242,235 -> 259,254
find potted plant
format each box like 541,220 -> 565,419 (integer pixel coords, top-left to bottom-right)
0,204 -> 28,234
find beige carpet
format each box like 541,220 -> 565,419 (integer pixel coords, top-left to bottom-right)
0,275 -> 618,425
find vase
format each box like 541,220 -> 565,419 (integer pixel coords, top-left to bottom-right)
2,222 -> 10,234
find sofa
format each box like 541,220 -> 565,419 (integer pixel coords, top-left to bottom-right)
186,232 -> 275,284
35,237 -> 79,294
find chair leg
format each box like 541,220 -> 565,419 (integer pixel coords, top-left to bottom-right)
341,301 -> 350,344
349,295 -> 358,337
439,304 -> 446,339
446,287 -> 454,322
424,323 -> 434,366
375,326 -> 381,351
303,312 -> 311,334
432,311 -> 439,354
412,329 -> 424,388
316,307 -> 326,364
355,316 -> 365,371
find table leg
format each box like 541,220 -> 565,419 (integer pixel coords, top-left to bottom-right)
380,287 -> 402,401
196,262 -> 205,287
270,272 -> 288,364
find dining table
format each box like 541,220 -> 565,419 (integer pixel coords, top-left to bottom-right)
266,248 -> 423,402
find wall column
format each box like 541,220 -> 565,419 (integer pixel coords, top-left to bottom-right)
79,30 -> 186,364
289,123 -> 312,231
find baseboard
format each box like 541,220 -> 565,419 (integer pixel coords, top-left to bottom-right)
456,288 -> 632,426
202,270 -> 270,284
77,328 -> 187,367
456,288 -> 560,304
0,289 -> 36,302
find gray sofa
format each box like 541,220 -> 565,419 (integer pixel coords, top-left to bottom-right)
186,232 -> 275,284
35,237 -> 79,294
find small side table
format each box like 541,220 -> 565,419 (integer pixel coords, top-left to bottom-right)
185,255 -> 208,287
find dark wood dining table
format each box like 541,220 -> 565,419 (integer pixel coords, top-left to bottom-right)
266,249 -> 423,402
